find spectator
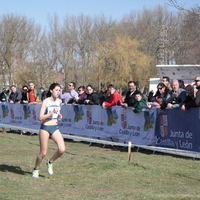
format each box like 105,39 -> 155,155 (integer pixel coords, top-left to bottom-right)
148,82 -> 168,109
84,85 -> 100,105
166,79 -> 187,109
28,81 -> 40,103
181,85 -> 197,111
178,79 -> 186,90
121,81 -> 139,108
21,85 -> 29,104
8,85 -> 22,104
40,87 -> 47,101
0,88 -> 9,102
194,76 -> 200,106
132,91 -> 147,113
162,76 -> 172,91
68,85 -> 87,104
99,87 -> 109,105
148,97 -> 165,108
102,84 -> 123,108
60,82 -> 78,104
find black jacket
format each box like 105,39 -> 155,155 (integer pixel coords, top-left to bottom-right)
0,90 -> 9,102
124,90 -> 140,106
183,95 -> 197,110
85,92 -> 100,105
9,89 -> 22,103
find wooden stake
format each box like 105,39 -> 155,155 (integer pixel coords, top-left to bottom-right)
2,127 -> 6,134
128,141 -> 132,161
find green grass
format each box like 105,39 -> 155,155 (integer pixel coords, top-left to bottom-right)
1,130 -> 200,200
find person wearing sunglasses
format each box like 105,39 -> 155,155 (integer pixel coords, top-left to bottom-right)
194,76 -> 200,106
162,76 -> 172,91
59,82 -> 78,104
68,85 -> 87,105
148,82 -> 168,109
84,85 -> 100,105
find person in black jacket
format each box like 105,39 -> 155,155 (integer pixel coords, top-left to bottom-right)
121,81 -> 140,108
99,87 -> 109,106
0,88 -> 9,102
148,82 -> 168,110
194,76 -> 200,107
181,85 -> 197,110
148,83 -> 169,102
84,85 -> 100,105
8,85 -> 22,104
21,85 -> 29,104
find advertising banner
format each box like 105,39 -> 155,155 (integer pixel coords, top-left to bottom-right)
0,103 -> 157,145
2,102 -> 200,152
57,105 -> 157,145
1,103 -> 10,124
156,108 -> 200,152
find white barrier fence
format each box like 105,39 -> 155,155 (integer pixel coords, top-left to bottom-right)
1,103 -> 200,159
0,103 -> 157,145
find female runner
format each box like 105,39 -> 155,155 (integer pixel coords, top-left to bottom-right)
32,83 -> 65,178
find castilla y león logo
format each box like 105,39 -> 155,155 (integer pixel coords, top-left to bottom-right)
2,104 -> 9,118
144,111 -> 155,131
73,105 -> 84,122
106,107 -> 118,126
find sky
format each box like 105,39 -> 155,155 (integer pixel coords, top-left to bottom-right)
0,0 -> 199,29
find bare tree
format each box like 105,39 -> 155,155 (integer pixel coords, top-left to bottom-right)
167,1 -> 200,64
0,14 -> 36,86
2,5 -> 199,91
167,0 -> 200,15
91,15 -> 116,89
70,15 -> 94,86
173,11 -> 200,64
53,15 -> 77,90
119,5 -> 181,68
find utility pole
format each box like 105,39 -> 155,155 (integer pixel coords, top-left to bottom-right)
154,25 -> 168,65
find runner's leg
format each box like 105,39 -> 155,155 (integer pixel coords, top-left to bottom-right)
49,130 -> 65,162
34,129 -> 49,169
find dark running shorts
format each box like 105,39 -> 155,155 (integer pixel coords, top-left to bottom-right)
40,124 -> 59,135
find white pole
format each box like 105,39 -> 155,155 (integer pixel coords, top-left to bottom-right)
128,141 -> 132,161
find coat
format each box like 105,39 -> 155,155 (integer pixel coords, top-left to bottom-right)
103,91 -> 123,107
132,97 -> 147,113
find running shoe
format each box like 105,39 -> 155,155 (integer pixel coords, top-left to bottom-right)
46,159 -> 53,175
32,169 -> 39,178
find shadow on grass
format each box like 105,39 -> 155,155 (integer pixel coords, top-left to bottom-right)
174,172 -> 200,181
0,164 -> 44,177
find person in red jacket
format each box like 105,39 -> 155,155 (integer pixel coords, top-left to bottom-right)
102,84 -> 123,108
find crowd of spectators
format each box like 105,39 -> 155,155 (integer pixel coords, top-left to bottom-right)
1,76 -> 200,113
147,76 -> 200,112
0,81 -> 42,104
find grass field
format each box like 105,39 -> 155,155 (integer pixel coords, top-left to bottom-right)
1,130 -> 200,200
